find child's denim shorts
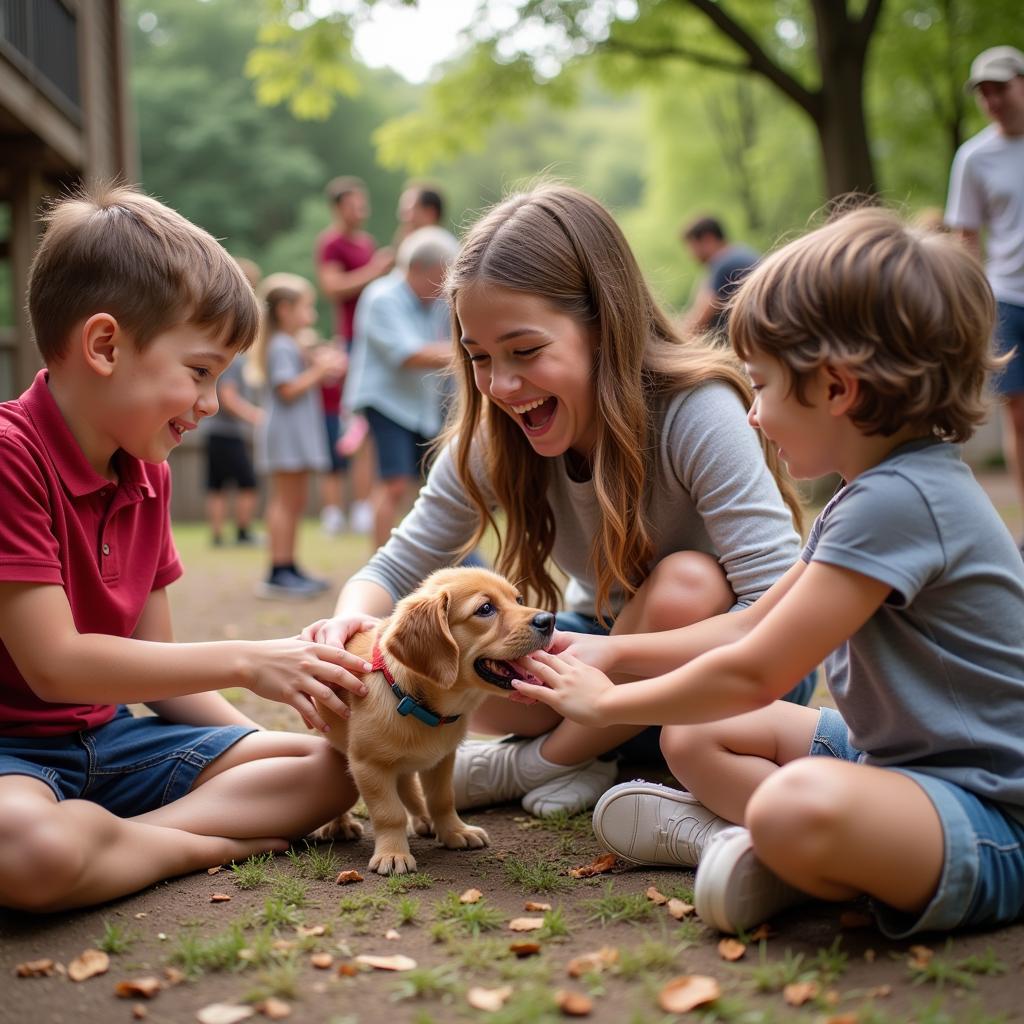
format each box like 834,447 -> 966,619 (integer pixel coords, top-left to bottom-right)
812,706 -> 1024,937
0,706 -> 256,817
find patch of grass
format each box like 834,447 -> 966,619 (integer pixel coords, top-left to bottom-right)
230,852 -> 274,890
690,993 -> 776,1023
257,894 -> 302,930
533,809 -> 594,836
382,872 -> 434,894
338,891 -> 387,914
536,906 -> 571,940
245,954 -> 301,1001
747,943 -> 814,993
396,896 -> 421,925
171,921 -> 250,976
582,882 -> 655,925
287,840 -> 340,881
615,938 -> 681,979
907,940 -> 1008,991
503,854 -> 569,893
269,872 -> 309,908
389,965 -> 461,1002
496,955 -> 553,984
429,920 -> 455,943
435,890 -> 505,936
454,937 -> 512,970
95,919 -> 135,954
673,917 -> 706,947
811,935 -> 848,983
661,883 -> 695,903
480,984 -> 561,1024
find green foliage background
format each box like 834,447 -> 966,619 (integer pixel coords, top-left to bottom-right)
127,0 -> 1017,311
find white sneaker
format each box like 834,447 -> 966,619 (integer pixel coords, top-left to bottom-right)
592,781 -> 729,867
694,826 -> 809,933
452,736 -> 542,810
349,500 -> 374,535
320,505 -> 346,536
522,758 -> 618,818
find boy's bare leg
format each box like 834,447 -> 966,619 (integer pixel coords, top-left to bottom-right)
0,776 -> 285,912
134,732 -> 358,840
747,757 -> 944,913
661,701 -> 821,823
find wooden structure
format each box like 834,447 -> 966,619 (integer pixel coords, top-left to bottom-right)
0,0 -> 134,400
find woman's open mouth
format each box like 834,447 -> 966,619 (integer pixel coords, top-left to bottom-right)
510,396 -> 557,435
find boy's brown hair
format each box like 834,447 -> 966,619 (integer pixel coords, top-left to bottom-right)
28,183 -> 260,363
729,206 -> 1000,443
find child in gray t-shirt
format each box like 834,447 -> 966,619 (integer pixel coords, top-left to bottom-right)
515,206 -> 1024,939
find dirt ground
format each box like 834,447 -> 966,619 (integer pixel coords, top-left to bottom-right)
2,490 -> 1023,1024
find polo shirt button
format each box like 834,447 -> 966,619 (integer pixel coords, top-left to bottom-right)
102,543 -> 110,555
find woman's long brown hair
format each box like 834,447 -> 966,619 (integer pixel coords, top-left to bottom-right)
440,185 -> 801,619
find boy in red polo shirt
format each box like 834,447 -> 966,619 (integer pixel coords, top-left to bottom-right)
0,186 -> 374,911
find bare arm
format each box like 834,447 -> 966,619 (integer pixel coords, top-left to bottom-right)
317,248 -> 394,302
275,348 -> 346,403
679,284 -> 718,338
515,562 -> 889,727
0,582 -> 369,732
135,588 -> 260,728
401,341 -> 453,370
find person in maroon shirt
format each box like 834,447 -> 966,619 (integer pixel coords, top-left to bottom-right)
315,176 -> 393,535
0,186 -> 371,911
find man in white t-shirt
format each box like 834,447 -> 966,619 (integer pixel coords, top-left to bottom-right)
946,46 -> 1024,536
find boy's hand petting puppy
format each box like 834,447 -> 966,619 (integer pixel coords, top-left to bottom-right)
512,649 -> 614,728
301,614 -> 380,695
245,636 -> 371,733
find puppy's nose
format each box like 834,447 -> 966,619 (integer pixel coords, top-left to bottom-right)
531,612 -> 555,637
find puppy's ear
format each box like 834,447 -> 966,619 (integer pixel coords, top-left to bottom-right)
384,590 -> 460,689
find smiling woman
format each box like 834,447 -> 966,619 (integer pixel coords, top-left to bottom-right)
305,184 -> 812,819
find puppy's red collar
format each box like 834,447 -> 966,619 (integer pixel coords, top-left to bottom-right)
371,642 -> 461,727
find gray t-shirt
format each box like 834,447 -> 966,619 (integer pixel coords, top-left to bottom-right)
803,437 -> 1024,822
256,332 -> 330,473
199,357 -> 253,441
945,124 -> 1024,306
351,382 -> 800,616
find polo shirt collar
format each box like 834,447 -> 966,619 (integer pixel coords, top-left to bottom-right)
23,370 -> 155,499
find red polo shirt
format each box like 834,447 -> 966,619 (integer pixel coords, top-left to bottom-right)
0,370 -> 183,736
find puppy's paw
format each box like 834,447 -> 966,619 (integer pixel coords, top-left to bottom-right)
409,814 -> 434,838
436,822 -> 489,850
311,812 -> 364,842
369,848 -> 418,875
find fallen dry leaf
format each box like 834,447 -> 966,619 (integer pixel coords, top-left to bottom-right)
667,898 -> 695,920
866,984 -> 892,998
295,924 -> 326,937
15,958 -> 57,978
310,953 -> 333,970
524,901 -> 551,912
508,917 -> 545,932
460,888 -> 483,903
164,966 -> 186,986
255,997 -> 292,1020
509,942 -> 541,958
749,923 -> 775,941
864,948 -> 877,963
467,985 -> 514,1011
717,938 -> 747,962
68,948 -> 110,982
566,947 -> 619,978
132,1005 -> 148,1020
822,1016 -> 858,1024
658,975 -> 721,1014
354,954 -> 417,972
335,870 -> 363,885
115,977 -> 162,999
206,866 -> 222,875
209,892 -> 232,903
195,1004 -> 255,1024
645,886 -> 668,905
908,944 -> 934,968
337,963 -> 359,977
384,929 -> 401,941
134,912 -> 148,920
555,989 -> 594,1016
783,980 -> 820,1006
568,853 -> 617,879
271,939 -> 296,952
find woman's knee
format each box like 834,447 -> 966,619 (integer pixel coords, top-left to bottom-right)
635,552 -> 732,631
0,795 -> 86,911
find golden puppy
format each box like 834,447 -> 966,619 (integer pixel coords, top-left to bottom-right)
315,567 -> 554,874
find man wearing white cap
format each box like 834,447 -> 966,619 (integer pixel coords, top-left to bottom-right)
946,46 -> 1024,540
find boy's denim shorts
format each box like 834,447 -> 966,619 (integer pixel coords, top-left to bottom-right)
555,611 -> 817,763
812,706 -> 1024,938
0,706 -> 256,817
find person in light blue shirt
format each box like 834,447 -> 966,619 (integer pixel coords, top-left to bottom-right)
344,227 -> 460,548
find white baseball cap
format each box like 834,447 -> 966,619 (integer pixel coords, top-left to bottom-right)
965,46 -> 1024,91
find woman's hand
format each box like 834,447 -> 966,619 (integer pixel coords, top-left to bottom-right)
245,636 -> 371,733
301,614 -> 380,696
545,629 -> 619,675
510,649 -> 615,728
